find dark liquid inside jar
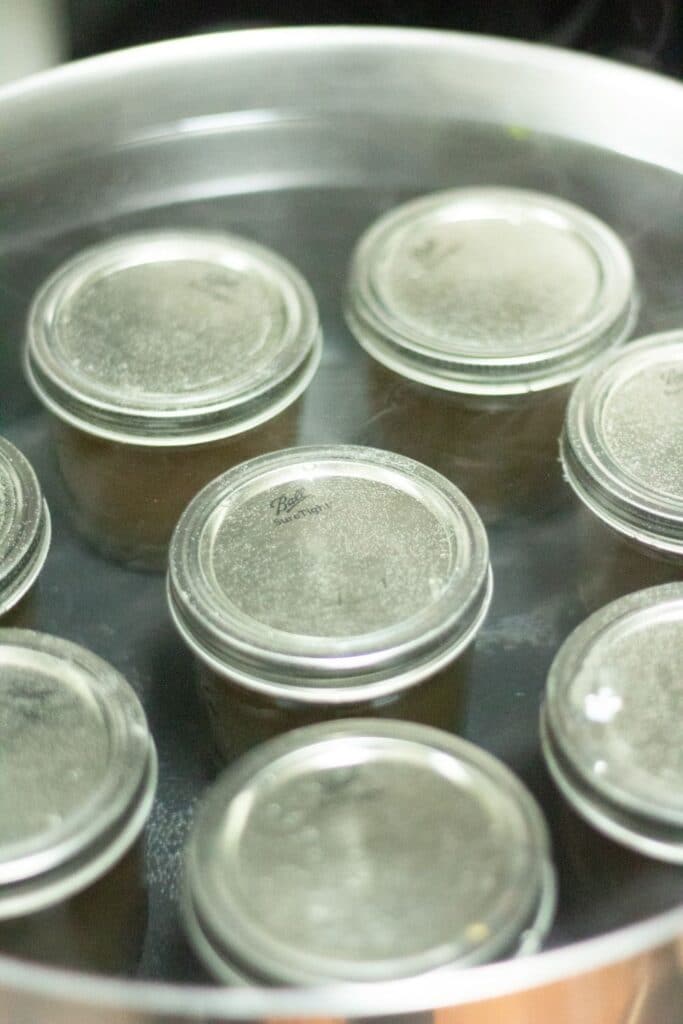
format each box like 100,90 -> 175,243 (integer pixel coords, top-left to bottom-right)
53,401 -> 301,570
358,361 -> 568,525
0,586 -> 39,629
576,508 -> 682,614
197,646 -> 474,765
0,841 -> 147,975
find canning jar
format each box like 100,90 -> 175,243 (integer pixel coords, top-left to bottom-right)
0,629 -> 158,972
561,331 -> 683,610
345,188 -> 636,523
24,231 -> 321,569
0,438 -> 51,627
541,583 -> 683,864
183,719 -> 556,984
168,445 -> 492,762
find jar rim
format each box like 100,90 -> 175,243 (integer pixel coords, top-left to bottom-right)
167,445 -> 492,702
24,230 -> 322,446
561,330 -> 683,555
0,439 -> 51,617
0,629 -> 157,918
184,719 -> 555,984
345,187 -> 636,395
543,583 -> 683,838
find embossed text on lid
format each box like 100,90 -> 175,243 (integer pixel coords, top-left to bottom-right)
25,231 -> 321,445
345,188 -> 635,394
0,630 -> 157,917
0,439 -> 51,616
184,720 -> 555,983
168,446 -> 492,700
544,583 -> 683,829
562,331 -> 683,555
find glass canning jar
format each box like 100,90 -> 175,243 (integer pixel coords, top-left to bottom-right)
345,187 -> 636,523
0,437 -> 51,626
183,719 -> 556,984
561,330 -> 683,610
542,583 -> 683,864
168,445 -> 492,762
24,230 -> 321,569
0,629 -> 157,972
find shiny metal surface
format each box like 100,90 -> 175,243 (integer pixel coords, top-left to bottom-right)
562,331 -> 683,555
25,231 -> 321,445
345,188 -> 635,394
540,585 -> 683,864
542,583 -> 683,860
0,23 -> 682,1024
0,630 -> 157,916
0,438 -> 51,616
545,583 -> 683,823
184,720 -> 554,983
168,445 -> 491,698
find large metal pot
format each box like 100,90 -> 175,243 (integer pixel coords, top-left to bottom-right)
0,25 -> 681,1024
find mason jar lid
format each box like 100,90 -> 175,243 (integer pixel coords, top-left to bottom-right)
561,331 -> 683,556
0,438 -> 51,617
25,230 -> 322,446
542,583 -> 683,862
168,445 -> 492,702
345,188 -> 636,395
183,719 -> 556,985
0,630 -> 157,918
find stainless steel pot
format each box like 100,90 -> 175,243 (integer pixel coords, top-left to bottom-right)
0,25 -> 682,1024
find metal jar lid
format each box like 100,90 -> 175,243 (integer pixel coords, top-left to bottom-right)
561,330 -> 683,556
0,438 -> 51,617
541,583 -> 683,863
345,188 -> 636,395
0,630 -> 158,918
183,719 -> 556,985
25,231 -> 322,445
168,445 -> 492,702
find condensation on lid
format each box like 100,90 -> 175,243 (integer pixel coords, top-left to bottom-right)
184,720 -> 554,984
562,331 -> 683,555
25,231 -> 321,445
0,438 -> 51,616
544,583 -> 683,829
345,188 -> 636,394
0,630 -> 156,916
167,446 -> 492,699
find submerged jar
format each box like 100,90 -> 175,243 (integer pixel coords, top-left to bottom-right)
25,230 -> 322,569
183,719 -> 556,984
561,331 -> 683,610
168,445 -> 492,762
0,437 -> 51,627
345,188 -> 636,523
541,583 -> 683,864
0,629 -> 158,972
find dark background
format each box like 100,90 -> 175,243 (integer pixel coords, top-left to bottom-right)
65,0 -> 681,75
